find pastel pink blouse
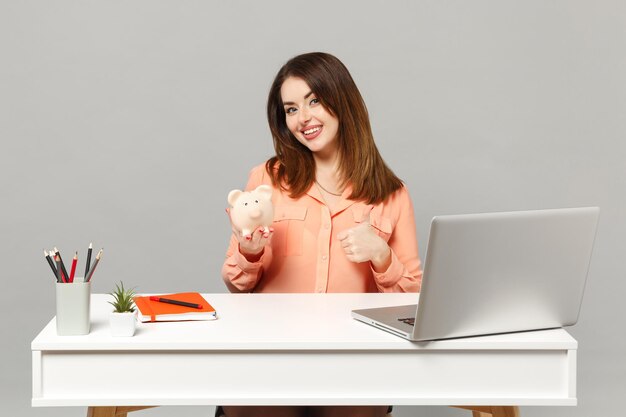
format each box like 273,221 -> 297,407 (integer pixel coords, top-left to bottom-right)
221,164 -> 422,293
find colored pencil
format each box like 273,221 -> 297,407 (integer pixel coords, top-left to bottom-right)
69,251 -> 78,283
54,254 -> 63,283
85,248 -> 103,282
44,250 -> 59,282
84,243 -> 93,279
54,247 -> 70,283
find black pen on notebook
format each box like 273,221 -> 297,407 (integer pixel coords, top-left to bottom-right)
149,296 -> 203,309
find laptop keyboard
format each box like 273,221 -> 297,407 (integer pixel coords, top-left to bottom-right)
398,317 -> 415,326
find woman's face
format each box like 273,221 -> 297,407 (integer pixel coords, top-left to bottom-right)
280,77 -> 339,159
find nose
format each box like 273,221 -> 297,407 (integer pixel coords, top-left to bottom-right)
298,106 -> 311,125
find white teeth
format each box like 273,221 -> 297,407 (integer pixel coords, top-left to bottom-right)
303,127 -> 321,135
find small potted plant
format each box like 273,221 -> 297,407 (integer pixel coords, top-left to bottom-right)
108,281 -> 137,337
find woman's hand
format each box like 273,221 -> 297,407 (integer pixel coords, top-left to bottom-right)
337,220 -> 391,272
226,208 -> 274,262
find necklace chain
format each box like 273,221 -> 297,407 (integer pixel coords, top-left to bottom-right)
315,180 -> 343,197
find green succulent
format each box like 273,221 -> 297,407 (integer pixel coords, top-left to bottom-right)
108,281 -> 136,313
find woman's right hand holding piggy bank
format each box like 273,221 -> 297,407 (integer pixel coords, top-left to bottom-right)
227,185 -> 275,261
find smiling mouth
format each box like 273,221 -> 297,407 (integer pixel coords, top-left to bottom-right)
302,126 -> 322,140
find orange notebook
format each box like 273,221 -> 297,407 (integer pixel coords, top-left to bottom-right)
133,292 -> 217,322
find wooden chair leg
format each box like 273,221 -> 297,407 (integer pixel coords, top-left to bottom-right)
87,407 -> 116,417
454,406 -> 520,417
116,407 -> 157,416
87,406 -> 156,417
489,406 -> 520,417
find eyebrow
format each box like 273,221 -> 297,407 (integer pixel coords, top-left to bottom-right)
282,91 -> 314,106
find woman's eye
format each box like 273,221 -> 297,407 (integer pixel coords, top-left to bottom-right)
310,98 -> 319,105
285,107 -> 297,114
254,200 -> 258,203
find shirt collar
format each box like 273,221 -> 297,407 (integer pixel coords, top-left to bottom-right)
306,182 -> 357,217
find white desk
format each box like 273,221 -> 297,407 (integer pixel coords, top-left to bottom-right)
32,293 -> 577,417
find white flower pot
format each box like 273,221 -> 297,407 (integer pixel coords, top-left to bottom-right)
110,311 -> 137,337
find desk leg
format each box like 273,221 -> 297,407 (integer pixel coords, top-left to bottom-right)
87,406 -> 156,417
454,406 -> 520,417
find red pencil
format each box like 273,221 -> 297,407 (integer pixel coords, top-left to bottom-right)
69,251 -> 78,283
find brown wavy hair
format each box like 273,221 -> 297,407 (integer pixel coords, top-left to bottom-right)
266,52 -> 402,205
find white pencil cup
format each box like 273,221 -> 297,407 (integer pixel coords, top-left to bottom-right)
55,279 -> 91,335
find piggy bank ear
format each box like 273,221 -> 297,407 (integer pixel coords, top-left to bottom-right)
228,190 -> 243,207
255,185 -> 272,200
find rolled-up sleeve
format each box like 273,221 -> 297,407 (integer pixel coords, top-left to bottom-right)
221,166 -> 272,292
371,186 -> 422,293
222,236 -> 273,292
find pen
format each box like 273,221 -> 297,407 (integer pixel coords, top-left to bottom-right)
84,243 -> 92,279
85,248 -> 103,282
44,250 -> 59,282
149,296 -> 203,309
69,251 -> 78,283
54,247 -> 70,283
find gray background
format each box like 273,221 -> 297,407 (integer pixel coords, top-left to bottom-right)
1,1 -> 624,416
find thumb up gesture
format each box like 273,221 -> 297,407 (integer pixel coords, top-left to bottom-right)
337,211 -> 391,272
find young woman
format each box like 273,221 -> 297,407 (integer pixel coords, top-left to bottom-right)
220,52 -> 422,417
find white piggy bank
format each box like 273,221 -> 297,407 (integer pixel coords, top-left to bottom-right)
227,185 -> 274,238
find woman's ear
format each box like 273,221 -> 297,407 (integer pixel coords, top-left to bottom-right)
227,189 -> 243,207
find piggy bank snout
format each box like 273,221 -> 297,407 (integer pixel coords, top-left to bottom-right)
248,208 -> 262,219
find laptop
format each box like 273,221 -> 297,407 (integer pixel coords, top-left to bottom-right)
352,207 -> 599,341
